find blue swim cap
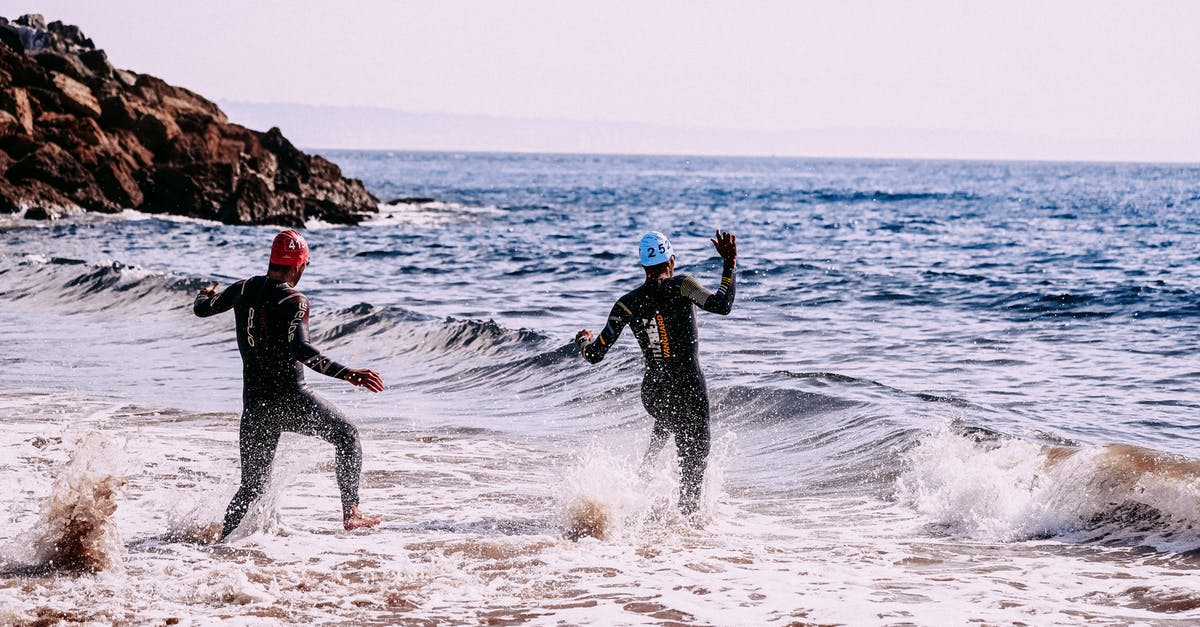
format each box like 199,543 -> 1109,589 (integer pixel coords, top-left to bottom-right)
639,231 -> 674,266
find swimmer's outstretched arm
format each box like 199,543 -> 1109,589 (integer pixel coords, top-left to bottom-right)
681,230 -> 737,315
281,291 -> 386,392
192,280 -> 243,317
575,298 -> 632,364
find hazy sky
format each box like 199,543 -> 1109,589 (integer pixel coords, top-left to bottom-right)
9,1 -> 1200,160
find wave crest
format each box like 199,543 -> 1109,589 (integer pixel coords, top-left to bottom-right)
896,426 -> 1200,551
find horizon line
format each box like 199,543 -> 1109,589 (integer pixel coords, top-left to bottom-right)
218,100 -> 1200,166
302,145 -> 1200,168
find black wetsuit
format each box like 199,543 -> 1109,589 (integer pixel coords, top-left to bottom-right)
194,276 -> 359,537
581,265 -> 735,513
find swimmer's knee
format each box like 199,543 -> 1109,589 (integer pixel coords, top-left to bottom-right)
325,420 -> 360,456
338,420 -> 359,445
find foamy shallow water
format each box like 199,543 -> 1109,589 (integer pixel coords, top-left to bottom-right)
2,393 -> 1199,625
3,153 -> 1200,624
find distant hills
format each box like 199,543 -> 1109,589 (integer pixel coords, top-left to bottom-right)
220,101 -> 1199,164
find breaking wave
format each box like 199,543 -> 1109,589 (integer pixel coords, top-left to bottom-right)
0,254 -> 207,313
896,424 -> 1200,551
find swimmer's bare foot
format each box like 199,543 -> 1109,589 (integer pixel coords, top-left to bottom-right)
343,504 -> 382,531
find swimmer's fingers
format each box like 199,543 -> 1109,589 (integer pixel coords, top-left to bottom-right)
200,281 -> 220,297
712,230 -> 737,264
362,370 -> 385,392
347,368 -> 385,392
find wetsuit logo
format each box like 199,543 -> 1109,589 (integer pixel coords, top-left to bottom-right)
655,314 -> 672,359
288,299 -> 308,342
246,306 -> 256,347
643,315 -> 672,359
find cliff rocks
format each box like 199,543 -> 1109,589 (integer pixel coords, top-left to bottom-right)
0,14 -> 379,225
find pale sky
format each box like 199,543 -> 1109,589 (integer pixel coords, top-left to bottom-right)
8,1 -> 1200,160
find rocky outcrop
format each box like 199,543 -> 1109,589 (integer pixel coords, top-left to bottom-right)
0,14 -> 378,225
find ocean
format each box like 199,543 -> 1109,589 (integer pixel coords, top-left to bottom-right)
1,151 -> 1198,625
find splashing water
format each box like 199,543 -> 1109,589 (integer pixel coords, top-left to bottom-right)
558,431 -> 734,541
896,424 -> 1200,550
14,434 -> 128,573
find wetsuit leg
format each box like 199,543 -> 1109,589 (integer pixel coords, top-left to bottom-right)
279,388 -> 363,508
222,414 -> 283,538
642,380 -> 711,514
642,418 -> 671,467
673,389 -> 711,516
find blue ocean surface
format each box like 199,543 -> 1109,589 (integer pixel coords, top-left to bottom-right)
1,152 -> 1199,623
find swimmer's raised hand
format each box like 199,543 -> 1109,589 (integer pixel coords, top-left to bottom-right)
711,230 -> 737,267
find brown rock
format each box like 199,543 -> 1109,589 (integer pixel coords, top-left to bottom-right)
113,131 -> 154,170
0,86 -> 33,133
0,185 -> 20,213
0,177 -> 74,215
0,108 -> 20,136
0,24 -> 22,53
221,173 -> 282,225
142,166 -> 201,216
26,85 -> 64,117
69,178 -> 121,213
14,14 -> 47,30
112,68 -> 136,88
0,127 -> 36,157
135,112 -> 170,150
0,42 -> 49,89
34,50 -> 92,81
45,20 -> 94,51
98,94 -> 135,128
0,14 -> 380,225
24,205 -> 60,219
66,115 -> 103,147
93,159 -> 142,208
23,202 -> 87,219
50,71 -> 100,117
79,49 -> 111,78
6,141 -> 89,191
34,111 -> 74,128
133,73 -> 224,122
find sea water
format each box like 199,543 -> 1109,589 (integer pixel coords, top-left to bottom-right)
0,153 -> 1198,624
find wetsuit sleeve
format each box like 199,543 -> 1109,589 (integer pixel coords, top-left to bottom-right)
581,299 -> 632,364
282,292 -> 351,379
679,265 -> 736,315
193,280 -> 243,317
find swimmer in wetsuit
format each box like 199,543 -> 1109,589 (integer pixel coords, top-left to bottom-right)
575,230 -> 737,515
193,229 -> 385,539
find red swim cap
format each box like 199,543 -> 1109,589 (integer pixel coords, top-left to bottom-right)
269,229 -> 309,266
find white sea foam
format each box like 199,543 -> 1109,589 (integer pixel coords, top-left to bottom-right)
304,200 -> 502,230
556,431 -> 734,541
2,398 -> 1200,623
113,209 -> 225,226
896,424 -> 1200,551
364,200 -> 503,227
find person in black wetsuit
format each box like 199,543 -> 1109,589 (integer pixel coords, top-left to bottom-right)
193,229 -> 385,539
575,230 -> 737,516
